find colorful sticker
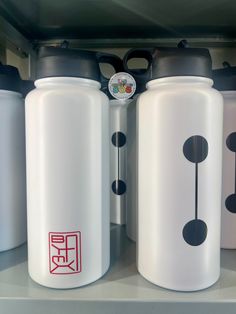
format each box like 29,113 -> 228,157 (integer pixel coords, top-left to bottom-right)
108,72 -> 136,100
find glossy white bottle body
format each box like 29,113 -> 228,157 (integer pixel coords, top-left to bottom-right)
221,91 -> 236,248
110,99 -> 130,225
0,90 -> 26,251
137,77 -> 223,291
126,96 -> 138,241
25,77 -> 110,288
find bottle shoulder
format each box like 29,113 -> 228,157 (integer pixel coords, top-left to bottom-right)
0,89 -> 23,98
26,86 -> 108,103
139,85 -> 222,99
137,86 -> 223,111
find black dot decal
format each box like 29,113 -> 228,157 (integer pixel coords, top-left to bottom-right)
183,135 -> 208,163
183,219 -> 207,246
226,132 -> 236,152
112,132 -> 126,147
112,180 -> 126,195
225,194 -> 236,213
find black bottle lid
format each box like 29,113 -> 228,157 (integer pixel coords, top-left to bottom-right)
152,48 -> 212,79
124,47 -> 212,82
213,63 -> 236,91
0,64 -> 22,93
37,46 -> 123,83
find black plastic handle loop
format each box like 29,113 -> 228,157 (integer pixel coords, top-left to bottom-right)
96,52 -> 123,88
123,48 -> 154,93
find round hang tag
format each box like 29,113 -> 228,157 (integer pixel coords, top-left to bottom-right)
108,72 -> 136,100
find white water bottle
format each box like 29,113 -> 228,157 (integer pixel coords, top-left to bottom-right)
0,64 -> 26,252
108,72 -> 136,225
136,47 -> 223,291
25,47 -> 121,288
213,63 -> 236,249
109,99 -> 128,224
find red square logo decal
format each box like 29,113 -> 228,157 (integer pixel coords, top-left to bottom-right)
49,231 -> 82,275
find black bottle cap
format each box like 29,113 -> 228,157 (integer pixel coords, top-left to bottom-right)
123,47 -> 212,87
21,80 -> 35,98
0,64 -> 22,93
37,47 -> 101,81
152,48 -> 212,79
37,46 -> 123,84
213,63 -> 236,91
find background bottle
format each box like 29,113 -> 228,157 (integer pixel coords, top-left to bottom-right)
109,99 -> 129,224
25,47 -> 122,288
108,72 -> 136,225
0,64 -> 26,252
213,63 -> 236,249
136,47 -> 223,291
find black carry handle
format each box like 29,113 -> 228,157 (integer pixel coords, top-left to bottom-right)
123,48 -> 154,93
96,52 -> 124,96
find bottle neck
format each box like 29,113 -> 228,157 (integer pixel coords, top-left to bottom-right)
110,99 -> 133,106
147,76 -> 213,89
35,77 -> 101,89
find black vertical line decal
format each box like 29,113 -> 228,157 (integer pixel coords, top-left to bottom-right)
195,162 -> 198,220
182,135 -> 208,246
235,153 -> 236,194
118,147 -> 120,181
225,132 -> 236,213
111,131 -> 127,196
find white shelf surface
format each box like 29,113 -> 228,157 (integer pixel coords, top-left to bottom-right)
1,224 -> 236,314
